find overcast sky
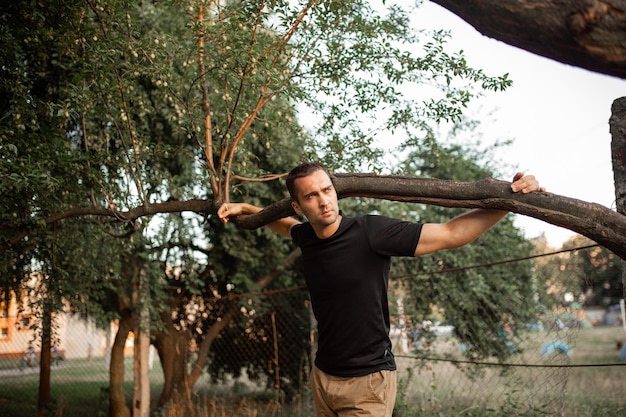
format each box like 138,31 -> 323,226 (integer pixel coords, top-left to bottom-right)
410,2 -> 626,246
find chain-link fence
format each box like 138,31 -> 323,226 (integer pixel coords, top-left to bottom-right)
1,242 -> 625,417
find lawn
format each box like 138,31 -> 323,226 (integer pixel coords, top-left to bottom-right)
395,325 -> 626,416
0,326 -> 624,416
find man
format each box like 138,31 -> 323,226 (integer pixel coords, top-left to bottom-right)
217,162 -> 544,417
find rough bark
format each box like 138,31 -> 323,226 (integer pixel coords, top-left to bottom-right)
110,314 -> 132,417
152,304 -> 240,407
37,308 -> 52,417
153,319 -> 193,407
429,0 -> 626,79
611,98 -> 626,222
153,248 -> 301,407
233,174 -> 626,260
4,178 -> 625,259
133,308 -> 150,417
609,97 -> 626,298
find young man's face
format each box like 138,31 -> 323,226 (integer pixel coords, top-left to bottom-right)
291,168 -> 340,232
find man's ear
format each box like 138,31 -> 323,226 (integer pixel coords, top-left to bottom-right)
291,200 -> 303,216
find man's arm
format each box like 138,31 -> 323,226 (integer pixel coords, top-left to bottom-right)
414,172 -> 544,256
217,202 -> 300,238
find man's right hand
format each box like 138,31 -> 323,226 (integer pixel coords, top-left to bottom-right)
217,203 -> 259,224
217,202 -> 300,238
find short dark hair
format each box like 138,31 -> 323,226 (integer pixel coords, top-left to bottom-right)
286,162 -> 332,202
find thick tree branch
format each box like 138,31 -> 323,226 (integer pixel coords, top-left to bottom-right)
1,199 -> 220,248
429,0 -> 626,79
4,176 -> 626,260
233,174 -> 626,261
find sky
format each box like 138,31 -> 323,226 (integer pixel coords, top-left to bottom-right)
409,2 -> 626,246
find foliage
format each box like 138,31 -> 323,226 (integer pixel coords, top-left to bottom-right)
0,0 -> 518,410
564,237 -> 623,307
207,289 -> 310,402
535,236 -> 624,308
288,1 -> 512,172
381,131 -> 538,362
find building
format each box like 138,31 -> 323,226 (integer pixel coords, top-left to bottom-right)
0,272 -> 119,361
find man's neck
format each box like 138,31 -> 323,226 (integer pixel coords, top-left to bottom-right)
313,214 -> 342,239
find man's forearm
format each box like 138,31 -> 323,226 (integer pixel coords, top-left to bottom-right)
447,208 -> 508,245
415,208 -> 509,256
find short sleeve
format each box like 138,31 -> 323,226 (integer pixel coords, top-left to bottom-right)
365,215 -> 422,257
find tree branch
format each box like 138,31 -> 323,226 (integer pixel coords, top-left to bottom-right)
429,0 -> 626,79
4,175 -> 626,260
1,199 -> 220,249
232,174 -> 626,260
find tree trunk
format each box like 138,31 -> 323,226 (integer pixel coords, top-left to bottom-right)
109,314 -> 132,417
153,305 -> 239,407
154,249 -> 302,407
133,307 -> 150,417
187,306 -> 239,387
609,96 -> 626,299
429,0 -> 626,78
37,306 -> 52,417
153,319 -> 192,407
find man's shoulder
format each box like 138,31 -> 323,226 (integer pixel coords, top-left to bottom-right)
291,221 -> 313,240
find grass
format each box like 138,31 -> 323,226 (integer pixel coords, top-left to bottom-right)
394,325 -> 626,417
0,357 -> 132,417
560,326 -> 626,417
0,326 -> 624,416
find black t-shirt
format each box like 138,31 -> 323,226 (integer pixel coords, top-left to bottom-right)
291,213 -> 422,377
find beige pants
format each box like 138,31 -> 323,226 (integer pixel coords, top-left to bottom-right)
310,365 -> 397,417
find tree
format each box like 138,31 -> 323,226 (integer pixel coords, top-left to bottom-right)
429,1 -> 626,296
533,234 -> 624,310
610,97 -> 626,300
430,0 -> 626,79
2,1 -> 625,260
2,0 -> 626,414
2,0 -> 515,413
388,132 -> 537,362
564,236 -> 624,307
417,1 -> 626,305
